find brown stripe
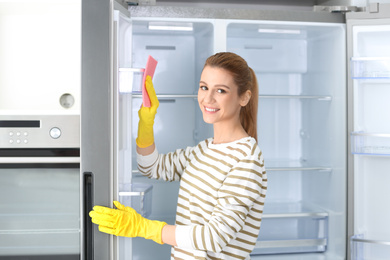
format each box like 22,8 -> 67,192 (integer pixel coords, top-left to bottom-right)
226,175 -> 266,191
227,146 -> 247,157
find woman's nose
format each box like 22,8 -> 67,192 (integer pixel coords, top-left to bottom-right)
204,91 -> 214,103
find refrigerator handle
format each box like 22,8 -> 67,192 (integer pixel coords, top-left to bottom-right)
83,172 -> 94,260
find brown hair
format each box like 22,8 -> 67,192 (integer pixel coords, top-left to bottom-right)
204,52 -> 259,142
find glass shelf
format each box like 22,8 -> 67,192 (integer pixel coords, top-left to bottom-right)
131,94 -> 332,101
265,160 -> 332,172
351,132 -> 390,156
351,235 -> 390,260
253,202 -> 328,255
351,57 -> 390,79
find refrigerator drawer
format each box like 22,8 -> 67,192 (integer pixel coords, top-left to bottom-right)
252,204 -> 328,255
351,235 -> 390,260
351,132 -> 390,156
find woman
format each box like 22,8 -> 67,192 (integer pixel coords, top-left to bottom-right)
90,52 -> 267,259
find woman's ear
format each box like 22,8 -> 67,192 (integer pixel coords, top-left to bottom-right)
240,90 -> 251,107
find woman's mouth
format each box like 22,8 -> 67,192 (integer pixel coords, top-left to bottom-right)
204,106 -> 219,112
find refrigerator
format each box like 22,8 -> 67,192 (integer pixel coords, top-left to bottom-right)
81,1 -> 390,260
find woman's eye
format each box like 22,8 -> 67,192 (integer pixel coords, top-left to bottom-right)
200,86 -> 207,90
217,89 -> 226,94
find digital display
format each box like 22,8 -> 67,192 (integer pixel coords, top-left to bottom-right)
0,120 -> 40,128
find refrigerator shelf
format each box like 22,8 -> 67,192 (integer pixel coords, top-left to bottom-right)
351,132 -> 390,156
118,68 -> 145,93
351,57 -> 390,79
253,202 -> 328,255
132,94 -> 332,101
351,235 -> 390,260
118,183 -> 153,218
267,167 -> 332,172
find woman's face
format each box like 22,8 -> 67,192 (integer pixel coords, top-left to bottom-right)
198,66 -> 248,127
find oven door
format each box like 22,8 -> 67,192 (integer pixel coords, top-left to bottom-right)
0,149 -> 80,260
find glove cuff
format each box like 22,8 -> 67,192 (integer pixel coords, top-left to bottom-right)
136,120 -> 154,148
144,220 -> 167,245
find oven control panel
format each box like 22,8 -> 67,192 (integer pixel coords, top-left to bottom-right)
0,115 -> 80,148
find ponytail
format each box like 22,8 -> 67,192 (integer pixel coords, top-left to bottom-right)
240,67 -> 258,142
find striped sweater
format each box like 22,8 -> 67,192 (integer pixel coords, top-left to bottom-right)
137,137 -> 267,260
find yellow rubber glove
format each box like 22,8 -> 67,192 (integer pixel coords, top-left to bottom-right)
136,76 -> 159,148
89,201 -> 167,244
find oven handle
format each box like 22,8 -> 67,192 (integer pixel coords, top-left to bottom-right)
0,157 -> 80,164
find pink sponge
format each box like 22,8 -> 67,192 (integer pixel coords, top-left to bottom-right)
142,55 -> 158,107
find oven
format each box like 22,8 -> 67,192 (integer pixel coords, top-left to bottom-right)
0,115 -> 80,260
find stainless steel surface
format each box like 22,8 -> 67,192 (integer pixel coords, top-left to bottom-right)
313,5 -> 362,13
0,115 -> 79,148
129,5 -> 345,23
0,157 -> 80,164
81,0 -> 113,259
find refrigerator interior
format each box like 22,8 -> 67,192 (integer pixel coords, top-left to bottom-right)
350,23 -> 390,259
226,21 -> 346,260
115,12 -> 347,260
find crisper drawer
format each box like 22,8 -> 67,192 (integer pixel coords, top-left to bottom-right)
351,235 -> 390,260
252,204 -> 328,255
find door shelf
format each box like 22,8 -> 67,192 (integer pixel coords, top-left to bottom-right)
118,183 -> 153,218
351,132 -> 390,156
351,57 -> 390,79
119,68 -> 145,93
252,202 -> 328,255
351,235 -> 390,260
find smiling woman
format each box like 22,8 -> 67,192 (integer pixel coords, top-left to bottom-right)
90,52 -> 267,260
198,52 -> 258,144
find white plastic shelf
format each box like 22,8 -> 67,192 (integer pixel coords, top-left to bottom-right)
119,68 -> 145,93
252,202 -> 328,255
351,235 -> 390,260
351,57 -> 390,79
351,132 -> 390,156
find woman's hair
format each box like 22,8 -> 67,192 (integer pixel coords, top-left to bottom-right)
204,52 -> 259,142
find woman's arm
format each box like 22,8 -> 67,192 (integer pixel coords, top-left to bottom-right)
162,224 -> 177,246
136,142 -> 156,156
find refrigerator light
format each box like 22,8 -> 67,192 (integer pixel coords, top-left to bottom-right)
258,28 -> 301,34
148,22 -> 193,31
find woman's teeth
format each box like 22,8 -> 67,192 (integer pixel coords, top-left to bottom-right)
205,107 -> 218,112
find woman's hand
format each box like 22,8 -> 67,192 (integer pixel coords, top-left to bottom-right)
89,201 -> 167,244
136,76 -> 159,148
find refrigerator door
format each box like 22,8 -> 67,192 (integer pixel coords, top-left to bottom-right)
81,0 -> 113,259
346,4 -> 390,260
